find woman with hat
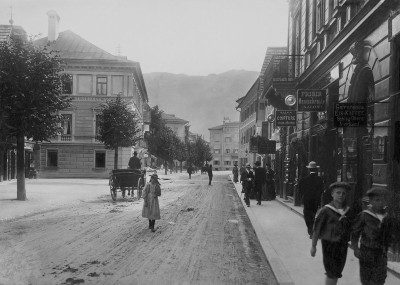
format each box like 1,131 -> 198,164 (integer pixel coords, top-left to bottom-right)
142,173 -> 161,232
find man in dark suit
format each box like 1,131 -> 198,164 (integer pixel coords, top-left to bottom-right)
298,161 -> 324,238
207,164 -> 213,185
240,163 -> 254,207
253,161 -> 266,205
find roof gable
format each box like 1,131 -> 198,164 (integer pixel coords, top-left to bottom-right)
34,30 -> 119,60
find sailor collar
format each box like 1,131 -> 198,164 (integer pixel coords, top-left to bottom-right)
325,204 -> 350,221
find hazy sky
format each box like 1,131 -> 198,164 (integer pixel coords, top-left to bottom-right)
1,0 -> 289,75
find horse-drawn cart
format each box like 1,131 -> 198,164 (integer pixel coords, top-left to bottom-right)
109,169 -> 146,201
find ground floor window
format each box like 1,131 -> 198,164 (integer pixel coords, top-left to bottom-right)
95,151 -> 106,168
47,149 -> 58,167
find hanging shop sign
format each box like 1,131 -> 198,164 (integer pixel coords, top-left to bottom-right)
297,89 -> 327,112
258,138 -> 276,154
333,103 -> 367,127
249,136 -> 276,154
275,110 -> 297,127
249,136 -> 259,153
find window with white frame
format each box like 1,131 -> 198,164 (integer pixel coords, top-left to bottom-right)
47,149 -> 58,167
61,114 -> 72,135
95,150 -> 106,168
77,75 -> 92,94
112,76 -> 124,95
96,76 -> 107,95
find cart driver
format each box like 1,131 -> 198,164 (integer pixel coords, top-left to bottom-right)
128,151 -> 141,170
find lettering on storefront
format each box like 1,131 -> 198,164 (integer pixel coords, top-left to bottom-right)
275,110 -> 297,127
297,89 -> 327,112
334,103 -> 367,127
258,138 -> 276,154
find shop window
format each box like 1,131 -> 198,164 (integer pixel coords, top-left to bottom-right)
47,149 -> 58,167
95,151 -> 106,168
373,136 -> 387,162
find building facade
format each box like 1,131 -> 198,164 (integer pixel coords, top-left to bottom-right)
33,11 -> 149,178
208,118 -> 239,171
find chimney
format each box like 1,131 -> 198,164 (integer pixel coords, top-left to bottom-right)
46,10 -> 60,41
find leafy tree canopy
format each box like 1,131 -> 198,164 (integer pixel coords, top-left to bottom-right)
97,96 -> 142,149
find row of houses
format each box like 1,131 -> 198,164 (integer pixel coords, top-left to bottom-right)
0,11 -> 197,180
236,0 -> 400,235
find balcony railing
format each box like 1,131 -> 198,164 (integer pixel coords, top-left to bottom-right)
263,55 -> 296,90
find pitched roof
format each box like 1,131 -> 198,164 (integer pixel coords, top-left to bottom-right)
161,113 -> 189,124
208,124 -> 223,130
34,30 -> 122,60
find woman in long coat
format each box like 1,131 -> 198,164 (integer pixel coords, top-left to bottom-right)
142,173 -> 161,232
232,164 -> 239,183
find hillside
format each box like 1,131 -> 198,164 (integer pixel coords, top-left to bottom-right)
143,70 -> 259,140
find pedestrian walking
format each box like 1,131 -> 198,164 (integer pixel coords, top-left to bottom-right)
240,163 -> 254,207
253,161 -> 266,205
311,182 -> 355,285
142,173 -> 161,232
351,187 -> 396,285
298,161 -> 324,238
187,164 -> 193,179
232,163 -> 239,183
207,164 -> 213,185
265,163 -> 276,200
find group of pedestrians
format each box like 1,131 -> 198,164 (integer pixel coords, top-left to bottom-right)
298,161 -> 397,285
237,161 -> 276,207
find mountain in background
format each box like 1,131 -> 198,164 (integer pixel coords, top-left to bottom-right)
143,70 -> 259,141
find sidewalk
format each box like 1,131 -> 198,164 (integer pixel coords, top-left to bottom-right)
229,176 -> 400,285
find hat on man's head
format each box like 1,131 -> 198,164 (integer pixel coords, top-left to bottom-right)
133,151 -> 138,155
255,161 -> 261,166
245,163 -> 251,168
367,187 -> 389,198
306,161 -> 318,169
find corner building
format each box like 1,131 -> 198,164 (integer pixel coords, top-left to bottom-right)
34,11 -> 149,178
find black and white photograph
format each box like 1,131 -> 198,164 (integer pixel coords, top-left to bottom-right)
1,0 -> 400,284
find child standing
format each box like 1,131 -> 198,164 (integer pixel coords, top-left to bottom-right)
142,173 -> 161,232
310,182 -> 354,285
351,187 -> 395,285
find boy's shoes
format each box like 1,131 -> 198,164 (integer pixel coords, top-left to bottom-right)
247,204 -> 250,207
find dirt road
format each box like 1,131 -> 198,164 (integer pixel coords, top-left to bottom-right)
0,173 -> 277,285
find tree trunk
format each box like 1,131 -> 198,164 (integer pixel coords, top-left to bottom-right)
114,147 -> 118,169
16,134 -> 26,200
180,161 -> 183,173
164,160 -> 167,175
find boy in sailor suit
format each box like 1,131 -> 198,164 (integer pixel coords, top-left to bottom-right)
351,187 -> 396,285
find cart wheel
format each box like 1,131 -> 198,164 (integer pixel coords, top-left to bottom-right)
110,185 -> 117,201
137,178 -> 143,199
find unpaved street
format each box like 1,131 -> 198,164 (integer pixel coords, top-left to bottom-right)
0,173 -> 277,285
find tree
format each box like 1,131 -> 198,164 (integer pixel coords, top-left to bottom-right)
145,106 -> 176,174
0,35 -> 71,200
192,137 -> 213,167
96,96 -> 142,169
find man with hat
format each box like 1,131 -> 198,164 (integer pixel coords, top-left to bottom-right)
298,161 -> 324,238
253,161 -> 266,205
232,163 -> 239,183
240,163 -> 254,207
128,151 -> 141,170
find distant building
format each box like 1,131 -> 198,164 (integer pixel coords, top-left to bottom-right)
161,113 -> 189,141
208,118 -> 239,171
33,11 -> 149,178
